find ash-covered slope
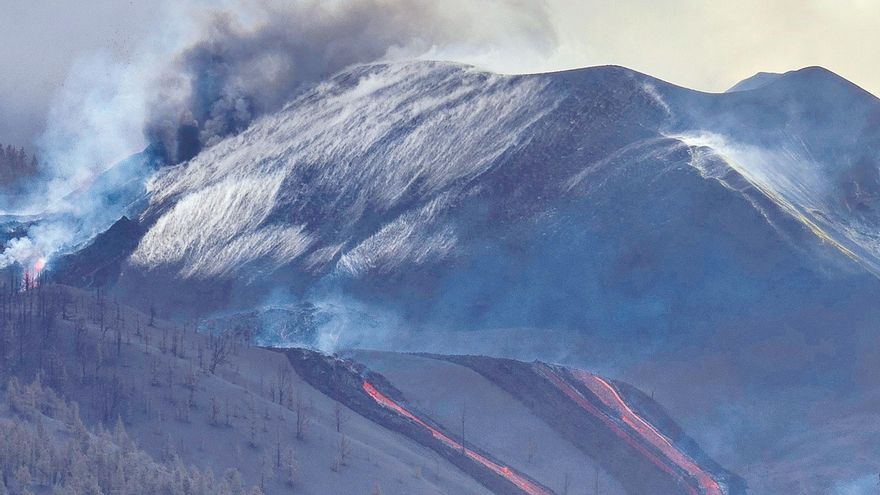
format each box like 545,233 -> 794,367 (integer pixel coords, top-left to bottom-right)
127,62 -> 880,287
114,61 -> 880,353
130,62 -> 559,280
1,285 -> 493,495
669,66 -> 880,275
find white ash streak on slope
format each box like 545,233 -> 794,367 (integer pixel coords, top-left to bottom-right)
337,193 -> 457,277
674,131 -> 880,274
132,173 -> 314,278
133,62 -> 557,278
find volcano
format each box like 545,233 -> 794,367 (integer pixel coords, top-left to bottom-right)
49,61 -> 880,494
106,62 -> 880,330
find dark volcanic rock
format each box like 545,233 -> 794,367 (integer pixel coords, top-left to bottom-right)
51,216 -> 145,288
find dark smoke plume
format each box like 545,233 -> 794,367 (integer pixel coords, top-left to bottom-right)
145,0 -> 557,163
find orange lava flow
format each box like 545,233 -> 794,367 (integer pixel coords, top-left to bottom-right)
536,363 -> 723,495
33,258 -> 46,278
534,364 -> 695,494
21,257 -> 46,290
571,370 -> 723,495
362,380 -> 553,495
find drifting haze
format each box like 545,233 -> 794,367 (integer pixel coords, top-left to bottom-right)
3,0 -> 880,152
145,0 -> 556,163
6,0 -> 559,210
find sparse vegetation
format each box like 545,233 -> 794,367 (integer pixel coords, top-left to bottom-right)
333,401 -> 348,433
331,434 -> 352,472
295,391 -> 311,441
0,282 -> 319,493
0,375 -> 258,494
0,278 -> 608,494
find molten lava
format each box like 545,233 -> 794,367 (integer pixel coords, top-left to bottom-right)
535,364 -> 723,495
362,380 -> 553,495
33,258 -> 46,278
534,364 -> 689,492
571,370 -> 723,495
21,257 -> 47,290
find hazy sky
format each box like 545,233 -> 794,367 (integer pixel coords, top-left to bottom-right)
0,1 -> 159,149
1,0 -> 879,150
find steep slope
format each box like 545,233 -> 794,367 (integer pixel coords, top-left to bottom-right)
114,61 -> 880,339
666,66 -> 880,275
52,216 -> 145,287
133,62 -> 556,278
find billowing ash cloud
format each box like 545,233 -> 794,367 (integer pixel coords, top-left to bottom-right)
0,0 -> 559,270
144,0 -> 558,163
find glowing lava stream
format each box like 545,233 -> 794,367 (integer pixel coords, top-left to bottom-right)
22,257 -> 47,289
572,370 -> 723,495
362,380 -> 553,495
535,364 -> 723,495
33,258 -> 46,278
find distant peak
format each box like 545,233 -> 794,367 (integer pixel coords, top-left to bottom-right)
725,66 -> 877,100
773,66 -> 878,100
726,72 -> 782,93
790,65 -> 836,76
779,66 -> 851,85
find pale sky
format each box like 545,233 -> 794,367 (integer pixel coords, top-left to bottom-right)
541,0 -> 880,95
1,0 -> 879,150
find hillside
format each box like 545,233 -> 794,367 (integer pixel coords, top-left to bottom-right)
102,61 -> 880,352
0,283 -> 742,494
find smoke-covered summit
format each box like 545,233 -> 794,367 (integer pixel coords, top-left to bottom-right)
128,61 -> 880,286
143,0 -> 558,164
0,0 -> 560,278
